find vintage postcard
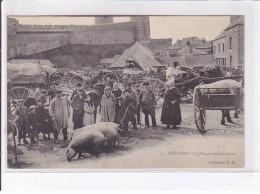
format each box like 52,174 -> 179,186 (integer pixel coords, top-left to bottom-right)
5,15 -> 245,169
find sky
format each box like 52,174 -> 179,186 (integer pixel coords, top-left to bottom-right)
11,16 -> 230,43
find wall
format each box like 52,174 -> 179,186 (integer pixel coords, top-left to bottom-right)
70,22 -> 136,45
213,25 -> 242,68
147,38 -> 172,57
8,31 -> 70,58
213,36 -> 226,65
224,26 -> 239,68
238,25 -> 244,67
7,19 -> 137,59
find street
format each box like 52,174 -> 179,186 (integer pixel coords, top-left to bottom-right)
7,103 -> 244,169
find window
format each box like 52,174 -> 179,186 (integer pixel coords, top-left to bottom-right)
229,37 -> 232,50
216,58 -> 226,66
218,43 -> 220,53
230,55 -> 232,66
213,45 -> 216,54
222,43 -> 225,52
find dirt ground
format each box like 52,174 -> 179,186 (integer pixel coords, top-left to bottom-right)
7,103 -> 244,169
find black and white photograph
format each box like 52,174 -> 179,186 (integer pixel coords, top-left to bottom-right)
4,14 -> 246,169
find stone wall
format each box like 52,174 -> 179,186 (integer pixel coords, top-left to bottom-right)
147,38 -> 172,57
70,22 -> 136,45
7,19 -> 138,59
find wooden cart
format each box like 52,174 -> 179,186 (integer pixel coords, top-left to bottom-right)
193,86 -> 241,133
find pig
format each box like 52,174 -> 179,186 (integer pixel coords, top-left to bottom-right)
93,127 -> 118,152
66,130 -> 105,161
73,123 -> 120,152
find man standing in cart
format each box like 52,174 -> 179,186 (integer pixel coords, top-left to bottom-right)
138,81 -> 157,129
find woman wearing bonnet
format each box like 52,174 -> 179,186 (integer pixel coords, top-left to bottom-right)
161,76 -> 182,129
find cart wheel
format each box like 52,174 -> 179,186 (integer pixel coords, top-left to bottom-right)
181,88 -> 193,103
141,78 -> 166,103
68,75 -> 85,89
102,73 -> 119,83
10,86 -> 29,109
50,74 -> 63,88
194,89 -> 206,133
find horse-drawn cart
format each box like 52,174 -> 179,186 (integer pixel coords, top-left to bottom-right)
7,62 -> 57,110
193,78 -> 242,133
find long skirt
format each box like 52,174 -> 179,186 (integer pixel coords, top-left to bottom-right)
161,101 -> 181,125
83,112 -> 94,126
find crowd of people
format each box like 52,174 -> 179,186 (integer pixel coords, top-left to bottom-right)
9,79 -> 183,146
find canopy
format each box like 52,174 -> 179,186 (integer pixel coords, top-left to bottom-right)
7,63 -> 55,85
41,65 -> 57,75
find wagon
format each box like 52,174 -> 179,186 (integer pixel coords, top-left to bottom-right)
7,62 -> 56,110
193,81 -> 242,133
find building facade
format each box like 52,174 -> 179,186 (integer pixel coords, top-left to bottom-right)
166,36 -> 212,57
212,16 -> 244,69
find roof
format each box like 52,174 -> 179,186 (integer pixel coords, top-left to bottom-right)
113,55 -> 121,59
225,16 -> 244,31
177,46 -> 208,55
213,16 -> 244,41
8,59 -> 54,67
213,31 -> 226,41
99,58 -> 116,64
168,37 -> 212,50
162,54 -> 215,68
109,41 -> 164,69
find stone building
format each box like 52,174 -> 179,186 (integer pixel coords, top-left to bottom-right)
166,36 -> 212,57
162,43 -> 215,69
7,16 -> 172,65
212,16 -> 244,69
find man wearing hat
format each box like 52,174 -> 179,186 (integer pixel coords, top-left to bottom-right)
49,89 -> 71,141
27,105 -> 38,144
139,81 -> 157,128
71,88 -> 85,130
119,83 -> 138,130
112,82 -> 122,123
15,99 -> 29,145
100,86 -> 116,122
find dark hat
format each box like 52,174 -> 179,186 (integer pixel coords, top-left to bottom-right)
143,81 -> 150,86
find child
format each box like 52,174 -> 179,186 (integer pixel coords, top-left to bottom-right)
83,93 -> 95,126
15,100 -> 29,145
27,105 -> 38,144
35,98 -> 47,139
